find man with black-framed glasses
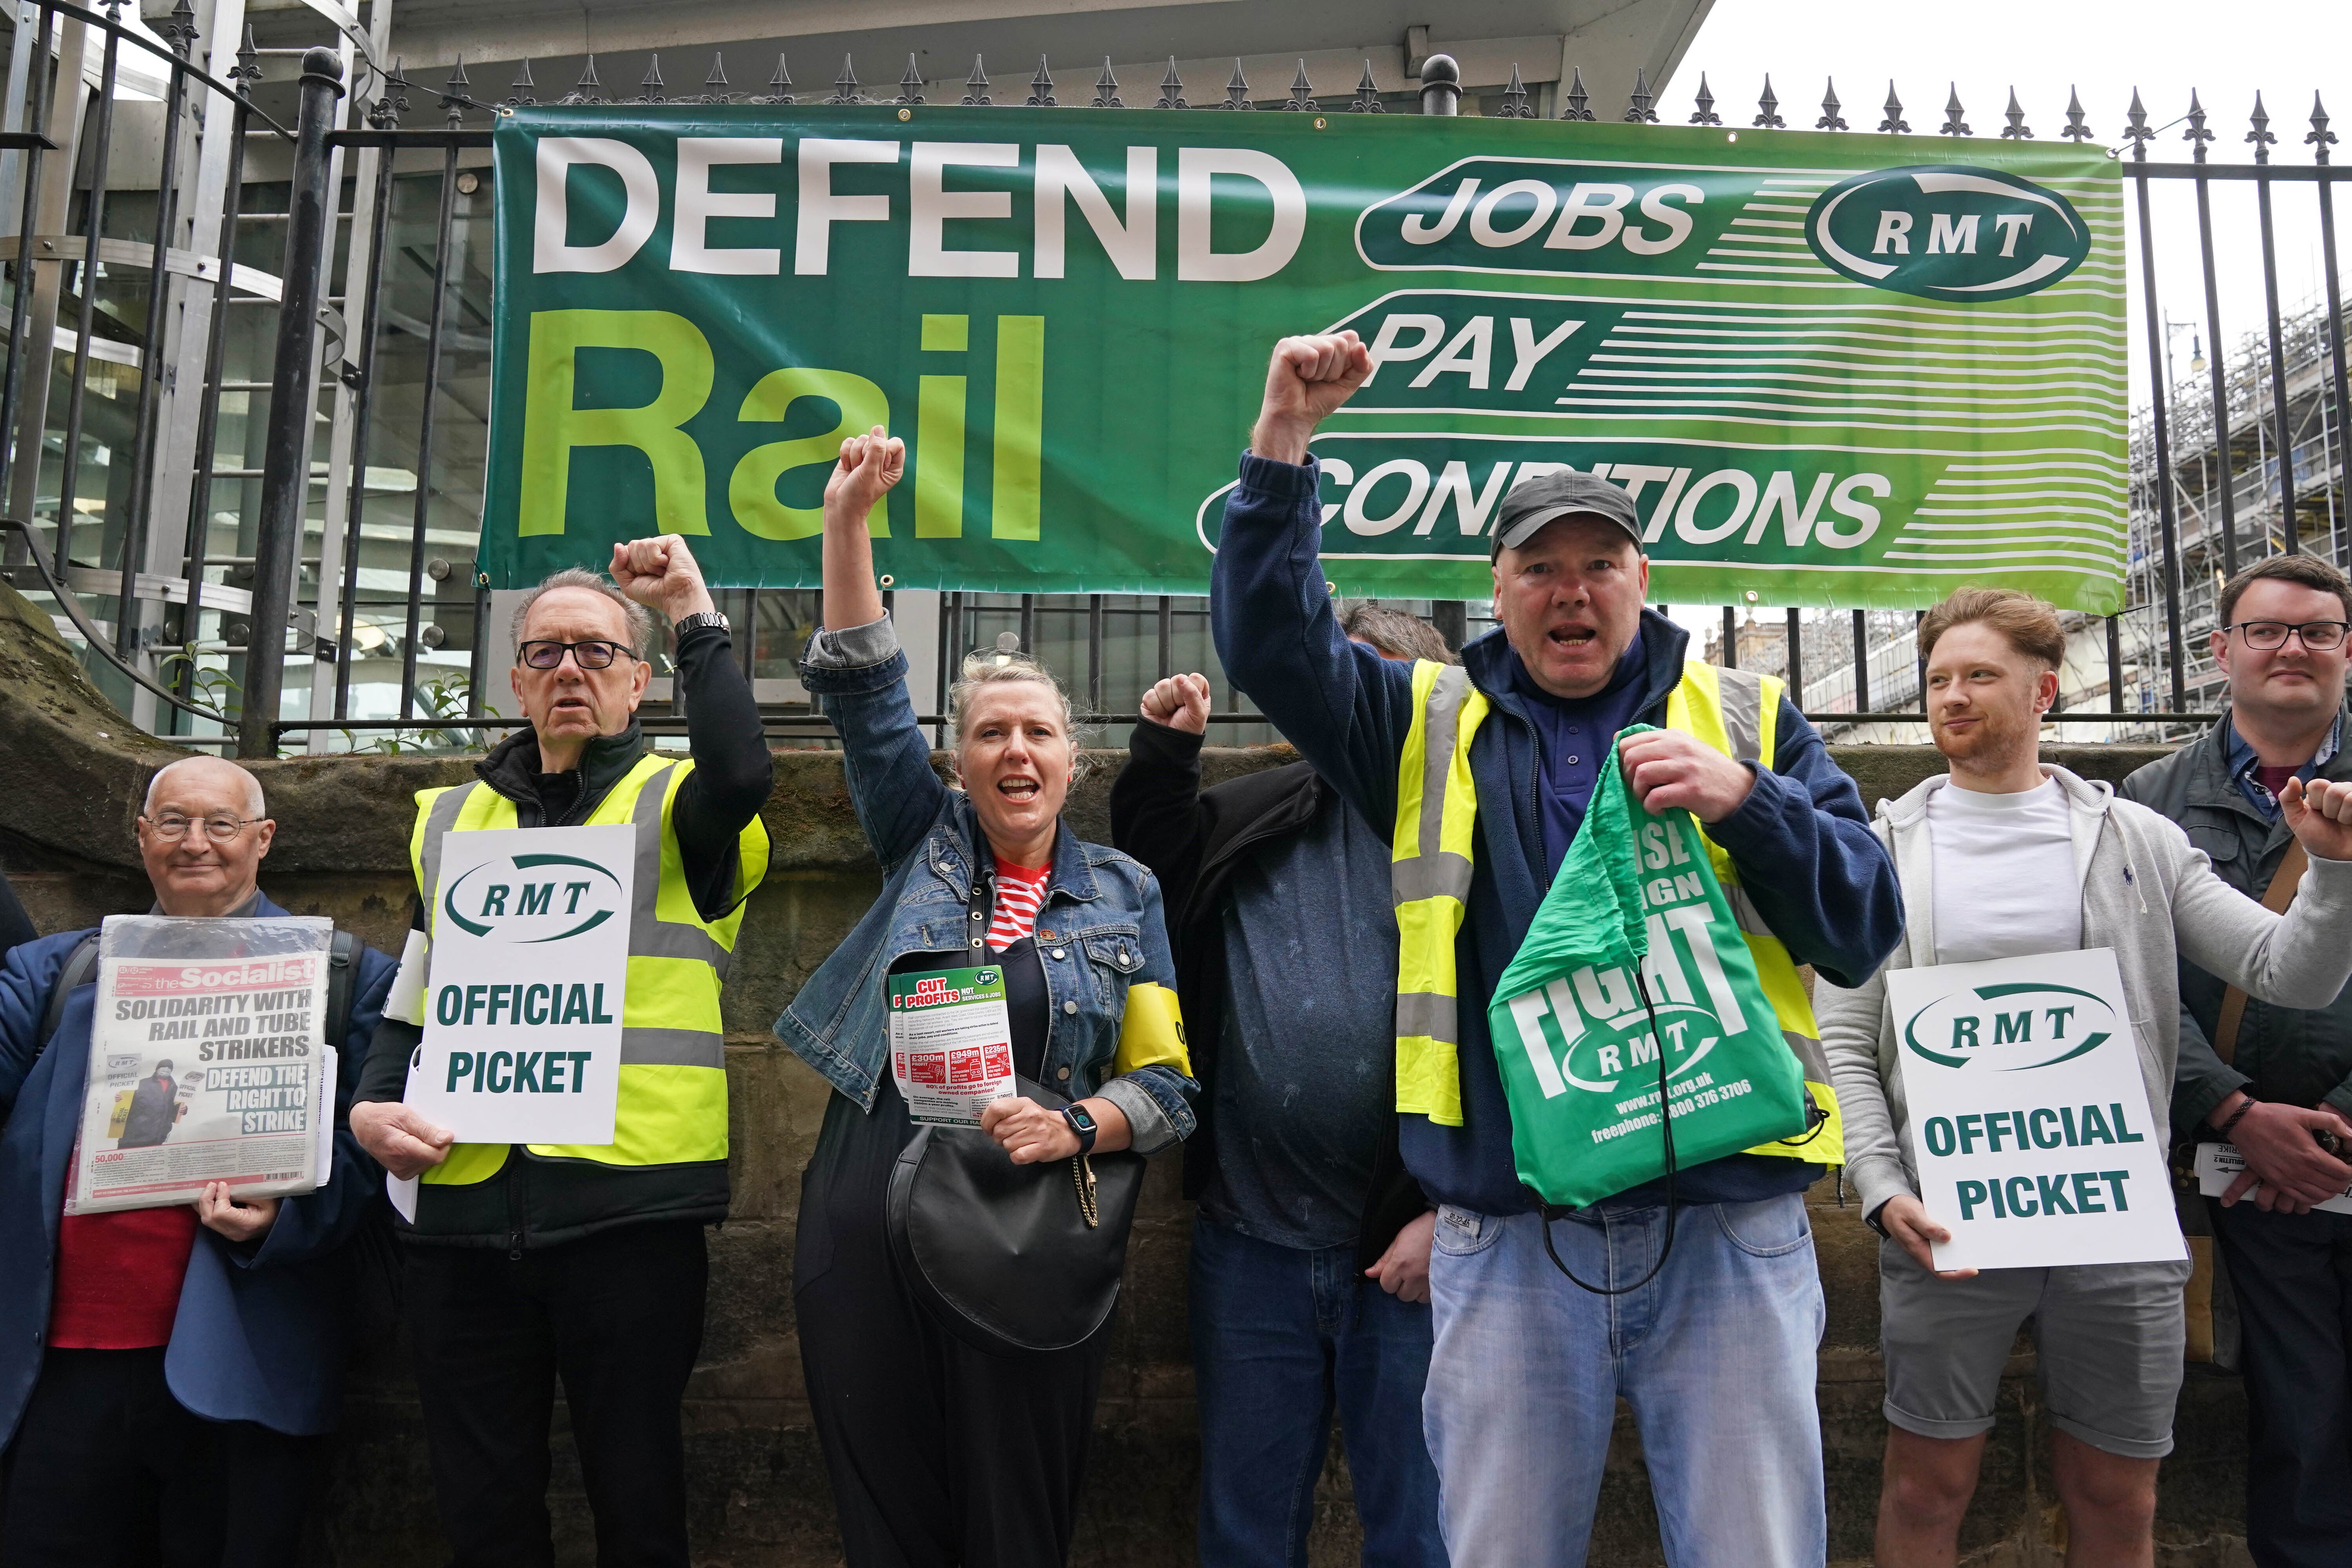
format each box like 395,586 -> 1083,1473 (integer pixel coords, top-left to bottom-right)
2122,552 -> 2352,1566
349,537 -> 773,1568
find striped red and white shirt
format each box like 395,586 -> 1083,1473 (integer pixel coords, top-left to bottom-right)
987,857 -> 1050,950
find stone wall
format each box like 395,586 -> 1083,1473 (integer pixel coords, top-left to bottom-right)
0,582 -> 2252,1566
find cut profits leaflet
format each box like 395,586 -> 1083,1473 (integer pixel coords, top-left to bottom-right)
69,915 -> 336,1215
888,965 -> 1016,1127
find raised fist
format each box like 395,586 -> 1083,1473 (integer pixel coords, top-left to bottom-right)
1140,673 -> 1212,735
1250,331 -> 1374,463
825,425 -> 905,528
610,534 -> 709,619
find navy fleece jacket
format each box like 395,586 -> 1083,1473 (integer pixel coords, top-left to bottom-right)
1211,452 -> 1904,1215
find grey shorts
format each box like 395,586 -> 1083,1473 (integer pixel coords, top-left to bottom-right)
1877,1239 -> 2191,1459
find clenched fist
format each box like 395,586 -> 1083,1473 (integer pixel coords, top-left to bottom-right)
1141,673 -> 1212,735
610,534 -> 715,623
2283,776 -> 2352,862
825,425 -> 904,531
1250,331 -> 1373,464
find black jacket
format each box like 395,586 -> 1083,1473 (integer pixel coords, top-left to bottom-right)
1109,718 -> 1428,1271
356,623 -> 772,1247
2119,706 -> 2352,1132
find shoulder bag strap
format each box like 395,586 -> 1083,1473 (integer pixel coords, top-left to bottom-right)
2211,838 -> 2310,1065
37,934 -> 102,1060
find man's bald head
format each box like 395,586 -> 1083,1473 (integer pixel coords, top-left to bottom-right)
144,755 -> 264,819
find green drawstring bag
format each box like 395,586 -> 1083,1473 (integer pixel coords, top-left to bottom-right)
1488,725 -> 1811,1212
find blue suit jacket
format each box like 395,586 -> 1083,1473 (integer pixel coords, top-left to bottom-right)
0,897 -> 395,1442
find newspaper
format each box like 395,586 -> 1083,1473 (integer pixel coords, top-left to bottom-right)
66,915 -> 338,1216
2194,1141 -> 2352,1216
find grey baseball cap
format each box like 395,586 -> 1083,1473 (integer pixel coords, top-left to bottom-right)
1489,469 -> 1642,556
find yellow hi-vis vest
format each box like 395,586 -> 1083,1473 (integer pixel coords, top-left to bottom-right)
408,754 -> 769,1186
1390,658 -> 1844,1163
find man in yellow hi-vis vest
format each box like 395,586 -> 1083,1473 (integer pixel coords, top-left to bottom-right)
1212,331 -> 1903,1568
351,537 -> 770,1568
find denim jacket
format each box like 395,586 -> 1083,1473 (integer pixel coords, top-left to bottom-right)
773,617 -> 1198,1153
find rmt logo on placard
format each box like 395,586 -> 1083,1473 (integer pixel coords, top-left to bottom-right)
441,851 -> 624,943
1806,165 -> 2090,302
1901,981 -> 2119,1071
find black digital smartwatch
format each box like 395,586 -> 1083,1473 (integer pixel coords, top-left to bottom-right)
1062,1103 -> 1098,1155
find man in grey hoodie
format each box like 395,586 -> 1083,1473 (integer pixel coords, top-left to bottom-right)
1817,588 -> 2352,1568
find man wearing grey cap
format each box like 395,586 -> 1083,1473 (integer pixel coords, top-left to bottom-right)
1210,330 -> 1901,1567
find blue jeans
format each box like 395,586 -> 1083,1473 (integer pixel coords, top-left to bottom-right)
1190,1216 -> 1448,1568
1424,1196 -> 1826,1568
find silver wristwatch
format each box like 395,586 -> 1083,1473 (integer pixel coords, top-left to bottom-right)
671,610 -> 730,639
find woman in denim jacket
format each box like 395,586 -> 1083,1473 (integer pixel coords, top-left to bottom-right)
777,428 -> 1198,1566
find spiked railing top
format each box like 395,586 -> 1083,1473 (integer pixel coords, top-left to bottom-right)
365,55 -> 407,125
443,55 -> 472,125
2185,88 -> 2215,162
2061,86 -> 2092,142
563,54 -> 606,107
1350,60 -> 1382,113
504,58 -> 536,108
2247,92 -> 2276,163
1155,57 -> 1187,110
1027,55 -> 1055,107
1817,78 -> 1847,131
1877,81 -> 1910,134
2000,87 -> 2032,140
897,54 -> 925,106
158,0 -> 195,58
1562,65 -> 1593,122
963,56 -> 991,106
1938,84 -> 1969,136
1623,66 -> 1657,123
635,53 -> 663,105
750,53 -> 793,106
1220,58 -> 1252,111
703,53 -> 730,100
1497,63 -> 1531,119
1753,74 -> 1784,128
229,24 -> 263,94
1690,71 -> 1721,126
1284,60 -> 1316,112
826,55 -> 862,105
1092,58 -> 1122,109
2311,93 -> 2337,164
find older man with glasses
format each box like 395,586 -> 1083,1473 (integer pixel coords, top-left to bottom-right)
2121,553 -> 2352,1566
350,537 -> 772,1568
0,755 -> 399,1566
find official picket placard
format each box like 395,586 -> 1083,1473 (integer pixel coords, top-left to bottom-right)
69,915 -> 336,1214
483,107 -> 2125,611
1887,948 -> 2183,1271
408,822 -> 635,1145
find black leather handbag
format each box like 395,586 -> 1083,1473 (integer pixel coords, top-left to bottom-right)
886,1076 -> 1145,1356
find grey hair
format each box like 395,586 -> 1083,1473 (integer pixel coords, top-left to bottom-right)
1341,602 -> 1458,665
948,652 -> 1097,785
511,568 -> 653,659
144,755 -> 265,818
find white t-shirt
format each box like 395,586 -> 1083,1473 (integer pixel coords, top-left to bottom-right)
1925,776 -> 2082,965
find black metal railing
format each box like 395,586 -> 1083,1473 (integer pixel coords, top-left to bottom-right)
0,20 -> 2338,754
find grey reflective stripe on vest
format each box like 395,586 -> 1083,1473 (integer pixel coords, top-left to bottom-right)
1715,666 -> 1766,765
1394,664 -> 1478,913
1396,990 -> 1459,1046
621,1025 -> 726,1069
623,762 -> 737,977
417,782 -> 480,917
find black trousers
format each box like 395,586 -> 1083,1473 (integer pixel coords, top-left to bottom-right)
795,1087 -> 1109,1568
2210,1196 -> 2352,1567
403,1220 -> 709,1568
0,1347 -> 321,1568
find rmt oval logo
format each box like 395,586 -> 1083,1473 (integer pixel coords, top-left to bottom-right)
442,851 -> 625,943
1806,165 -> 2089,302
1902,981 -> 2119,1071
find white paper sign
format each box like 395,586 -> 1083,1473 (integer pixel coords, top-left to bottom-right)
405,823 -> 634,1145
887,964 -> 1017,1126
2194,1142 -> 2352,1214
1886,948 -> 2185,1271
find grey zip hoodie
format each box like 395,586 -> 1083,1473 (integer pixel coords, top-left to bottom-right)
1818,764 -> 2352,1221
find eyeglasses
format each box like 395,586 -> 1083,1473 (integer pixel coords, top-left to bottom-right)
2227,620 -> 2350,651
517,639 -> 635,670
142,813 -> 261,843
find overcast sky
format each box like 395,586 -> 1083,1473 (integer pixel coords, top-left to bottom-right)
1681,0 -> 2352,409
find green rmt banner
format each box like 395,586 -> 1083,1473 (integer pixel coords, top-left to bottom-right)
484,106 -> 2125,610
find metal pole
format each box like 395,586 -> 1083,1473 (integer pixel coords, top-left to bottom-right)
1786,608 -> 1803,702
1419,53 -> 1459,117
236,47 -> 342,760
116,29 -> 195,658
2317,152 -> 2352,570
398,145 -> 460,721
2192,169 -> 2239,574
2252,155 -> 2299,551
2133,167 -> 2190,711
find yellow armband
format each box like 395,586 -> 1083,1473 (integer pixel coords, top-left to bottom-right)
1113,982 -> 1192,1078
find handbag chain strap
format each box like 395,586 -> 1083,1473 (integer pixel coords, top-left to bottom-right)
1072,1155 -> 1100,1228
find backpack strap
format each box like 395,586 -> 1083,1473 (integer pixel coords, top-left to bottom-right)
324,929 -> 359,1062
37,934 -> 101,1059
